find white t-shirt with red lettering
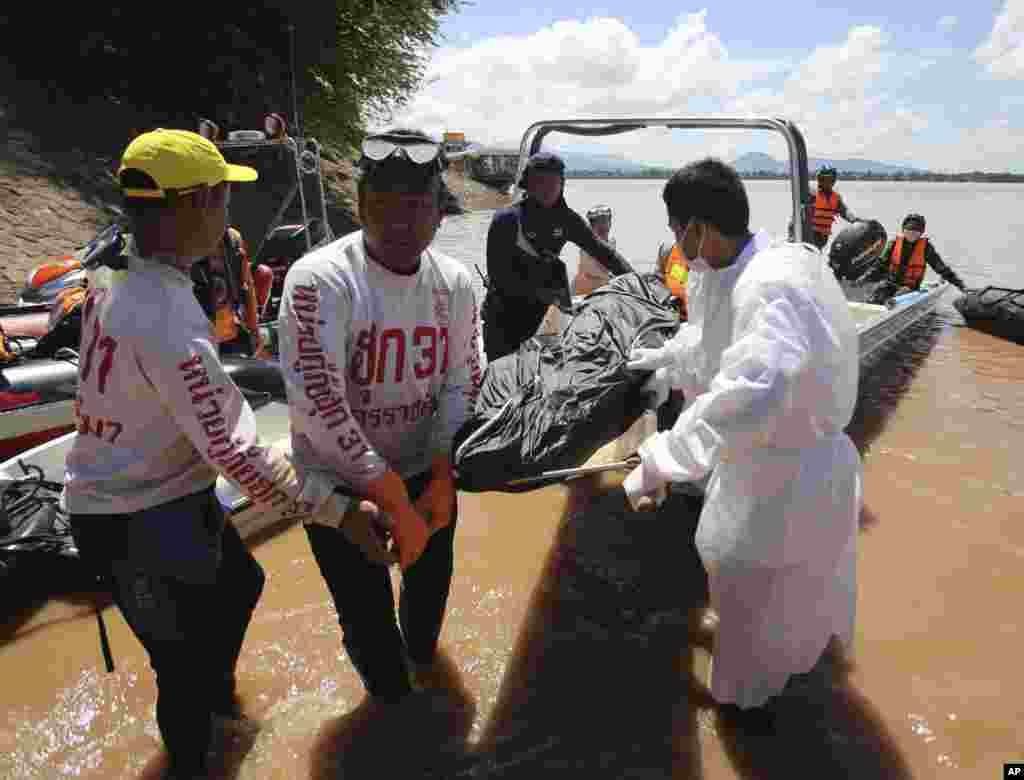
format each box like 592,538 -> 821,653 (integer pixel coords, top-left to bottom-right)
64,248 -> 329,519
277,231 -> 481,491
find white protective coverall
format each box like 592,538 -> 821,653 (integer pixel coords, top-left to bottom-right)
626,230 -> 863,708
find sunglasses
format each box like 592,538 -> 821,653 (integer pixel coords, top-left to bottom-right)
361,136 -> 444,167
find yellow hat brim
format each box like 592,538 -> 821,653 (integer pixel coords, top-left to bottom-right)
224,163 -> 258,183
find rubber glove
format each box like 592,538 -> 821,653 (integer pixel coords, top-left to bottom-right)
415,455 -> 457,534
623,458 -> 668,512
361,469 -> 430,570
340,499 -> 398,567
639,366 -> 672,411
627,345 -> 675,373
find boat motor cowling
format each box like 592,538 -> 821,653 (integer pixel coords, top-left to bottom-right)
828,219 -> 887,281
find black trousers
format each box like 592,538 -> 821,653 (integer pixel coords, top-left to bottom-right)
304,470 -> 457,702
481,293 -> 547,363
71,488 -> 265,774
657,390 -> 685,432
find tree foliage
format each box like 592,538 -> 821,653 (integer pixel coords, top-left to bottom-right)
1,1 -> 461,152
278,1 -> 462,148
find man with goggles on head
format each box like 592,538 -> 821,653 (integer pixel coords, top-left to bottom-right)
278,128 -> 481,704
861,212 -> 965,302
482,152 -> 635,362
572,204 -> 618,296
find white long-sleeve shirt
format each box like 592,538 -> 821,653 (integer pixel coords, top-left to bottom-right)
636,231 -> 863,709
640,230 -> 861,565
64,250 -> 332,518
278,231 -> 481,489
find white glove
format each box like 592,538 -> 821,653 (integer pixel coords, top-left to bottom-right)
627,346 -> 674,373
640,366 -> 672,410
623,459 -> 668,512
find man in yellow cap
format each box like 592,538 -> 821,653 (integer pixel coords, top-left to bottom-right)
65,129 -> 353,778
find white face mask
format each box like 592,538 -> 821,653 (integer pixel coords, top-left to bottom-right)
903,229 -> 923,242
679,219 -> 712,272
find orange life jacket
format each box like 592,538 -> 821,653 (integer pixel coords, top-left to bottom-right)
664,245 -> 688,298
661,244 -> 689,319
813,191 -> 839,236
888,236 -> 928,288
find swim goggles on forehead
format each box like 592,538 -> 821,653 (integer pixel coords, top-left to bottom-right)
360,134 -> 446,170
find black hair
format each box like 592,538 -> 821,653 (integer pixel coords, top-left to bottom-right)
119,169 -> 179,223
662,158 -> 749,238
380,126 -> 436,142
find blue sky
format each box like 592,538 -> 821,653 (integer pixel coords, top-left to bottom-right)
384,1 -> 1024,171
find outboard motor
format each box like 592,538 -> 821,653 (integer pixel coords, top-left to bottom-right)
828,219 -> 887,281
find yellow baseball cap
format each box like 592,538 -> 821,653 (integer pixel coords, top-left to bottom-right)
118,128 -> 258,199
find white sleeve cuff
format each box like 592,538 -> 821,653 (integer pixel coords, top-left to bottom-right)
623,460 -> 663,501
640,431 -> 700,485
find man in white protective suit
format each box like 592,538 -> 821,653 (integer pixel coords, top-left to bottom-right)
624,158 -> 863,733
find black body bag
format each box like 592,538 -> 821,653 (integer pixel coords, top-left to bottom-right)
453,273 -> 680,492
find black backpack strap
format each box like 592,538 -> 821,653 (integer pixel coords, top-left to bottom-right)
80,223 -> 128,270
221,231 -> 242,305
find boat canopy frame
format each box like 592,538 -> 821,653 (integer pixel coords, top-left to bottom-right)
217,134 -> 334,260
514,117 -> 812,243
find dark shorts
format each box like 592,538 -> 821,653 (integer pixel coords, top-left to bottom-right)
71,488 -> 265,772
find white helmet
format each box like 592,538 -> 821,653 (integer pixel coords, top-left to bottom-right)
586,204 -> 612,222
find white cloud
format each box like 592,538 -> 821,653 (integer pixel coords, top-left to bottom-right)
938,15 -> 958,32
916,120 -> 1024,171
381,16 -> 1009,170
975,0 -> 1024,78
384,12 -> 785,155
726,26 -> 930,161
786,25 -> 889,97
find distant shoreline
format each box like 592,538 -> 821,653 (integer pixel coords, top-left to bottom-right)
566,172 -> 1024,183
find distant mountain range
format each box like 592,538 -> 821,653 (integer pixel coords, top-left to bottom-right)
559,150 -> 650,173
556,149 -> 929,176
731,152 -> 928,176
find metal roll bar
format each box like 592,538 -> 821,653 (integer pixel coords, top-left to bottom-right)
514,117 -> 812,242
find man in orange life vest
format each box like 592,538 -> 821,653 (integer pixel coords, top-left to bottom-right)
864,213 -> 965,302
656,241 -> 688,320
808,166 -> 856,249
652,241 -> 689,431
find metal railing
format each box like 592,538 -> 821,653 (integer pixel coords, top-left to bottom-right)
514,117 -> 812,242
